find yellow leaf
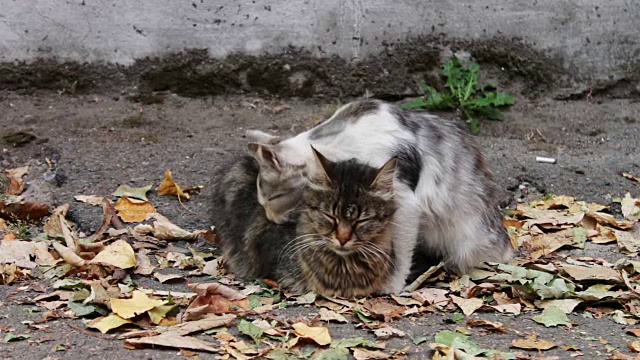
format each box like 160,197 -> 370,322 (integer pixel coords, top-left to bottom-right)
114,197 -> 156,223
110,290 -> 165,319
86,313 -> 132,334
157,169 -> 189,200
90,239 -> 136,269
147,303 -> 178,325
511,334 -> 557,350
74,195 -> 105,206
292,322 -> 331,346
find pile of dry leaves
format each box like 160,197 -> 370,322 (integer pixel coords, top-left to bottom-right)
1,165 -> 640,359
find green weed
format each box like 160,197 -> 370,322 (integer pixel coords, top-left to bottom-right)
402,57 -> 515,134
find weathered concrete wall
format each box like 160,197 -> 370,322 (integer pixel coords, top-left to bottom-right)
0,0 -> 639,93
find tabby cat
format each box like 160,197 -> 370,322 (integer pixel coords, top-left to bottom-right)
246,99 -> 513,292
211,147 -> 400,297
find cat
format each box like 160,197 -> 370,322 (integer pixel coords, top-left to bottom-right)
210,147 -> 401,297
246,99 -> 513,292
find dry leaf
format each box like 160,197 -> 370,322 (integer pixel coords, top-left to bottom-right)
621,193 -> 640,221
629,341 -> 640,353
183,282 -> 249,319
112,184 -> 152,201
622,172 -> 640,183
51,241 -> 86,267
511,334 -> 557,350
110,290 -> 166,319
74,195 -> 105,206
292,322 -> 331,346
188,282 -> 246,300
0,201 -> 51,222
125,332 -> 219,353
89,240 -> 136,269
169,314 -> 236,336
136,213 -> 195,241
535,299 -> 582,313
450,296 -> 484,316
353,348 -> 390,360
0,239 -> 38,269
157,169 -> 190,200
6,166 -> 29,179
411,288 -> 449,306
114,197 -> 156,223
373,326 -> 405,339
616,229 -> 640,253
154,272 -> 183,283
561,263 -> 621,282
466,319 -> 507,332
86,313 -> 133,334
318,308 -> 348,323
627,329 -> 640,337
363,298 -> 406,322
134,251 -> 155,275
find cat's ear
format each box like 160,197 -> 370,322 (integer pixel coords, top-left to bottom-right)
370,157 -> 397,192
245,130 -> 281,145
310,146 -> 332,184
248,142 -> 281,171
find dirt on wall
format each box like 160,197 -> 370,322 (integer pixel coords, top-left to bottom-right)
0,35 -> 572,100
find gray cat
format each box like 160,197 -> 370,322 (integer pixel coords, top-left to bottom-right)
211,148 -> 400,297
246,99 -> 513,292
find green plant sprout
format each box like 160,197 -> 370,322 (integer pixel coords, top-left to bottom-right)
402,57 -> 516,134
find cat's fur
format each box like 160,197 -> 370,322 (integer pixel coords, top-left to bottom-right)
211,150 -> 400,297
246,99 -> 513,292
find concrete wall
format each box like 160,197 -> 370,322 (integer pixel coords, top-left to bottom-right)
1,0 -> 639,85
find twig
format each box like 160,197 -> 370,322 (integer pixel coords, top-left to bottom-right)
67,323 -> 114,340
402,262 -> 444,293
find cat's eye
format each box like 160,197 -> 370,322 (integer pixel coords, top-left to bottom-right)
354,218 -> 373,227
268,193 -> 286,201
322,212 -> 337,225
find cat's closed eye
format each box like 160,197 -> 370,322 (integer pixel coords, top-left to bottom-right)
268,193 -> 287,201
322,212 -> 337,226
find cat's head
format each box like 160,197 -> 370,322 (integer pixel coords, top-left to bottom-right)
247,142 -> 307,224
298,147 -> 398,255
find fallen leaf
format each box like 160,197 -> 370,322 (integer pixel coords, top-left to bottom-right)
89,239 -> 136,269
183,282 -> 249,319
311,348 -> 349,360
292,322 -> 332,346
153,272 -> 183,283
627,329 -> 640,337
0,201 -> 51,222
373,326 -> 405,339
628,341 -> 640,353
353,348 -> 390,360
532,306 -> 572,327
616,229 -> 640,253
86,313 -> 132,334
511,334 -> 557,350
622,172 -> 640,183
169,314 -> 236,336
136,213 -> 196,241
621,193 -> 640,221
157,169 -> 189,200
6,166 -> 29,179
74,195 -> 105,206
330,338 -> 380,349
112,184 -> 153,201
466,319 -> 506,332
0,239 -> 37,268
3,333 -> 31,342
318,308 -> 348,323
114,197 -> 156,223
238,319 -> 264,344
450,296 -> 484,316
535,299 -> 582,313
52,241 -> 86,267
147,303 -> 178,325
110,290 -> 165,319
490,303 -> 521,315
561,263 -> 621,282
410,288 -> 449,306
125,332 -> 219,353
188,282 -> 246,300
363,298 -> 406,321
134,251 -> 155,275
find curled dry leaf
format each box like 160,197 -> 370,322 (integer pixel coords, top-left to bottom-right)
318,308 -> 348,323
154,272 -> 183,283
89,239 -> 136,269
52,241 -> 86,268
410,288 -> 449,306
622,172 -> 640,183
157,169 -> 189,200
466,319 -> 507,332
292,322 -> 332,346
183,282 -> 249,319
169,314 -> 237,336
373,326 -> 406,339
363,298 -> 406,322
353,348 -> 391,360
136,213 -> 195,241
188,282 -> 246,301
114,197 -> 156,223
110,290 -> 166,319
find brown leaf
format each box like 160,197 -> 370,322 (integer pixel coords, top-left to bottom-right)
0,201 -> 51,222
353,348 -> 391,360
627,329 -> 640,337
169,314 -> 236,336
125,332 -> 220,353
628,341 -> 640,353
561,263 -> 622,282
154,272 -> 183,283
74,195 -> 105,206
188,282 -> 247,300
363,298 -> 406,322
0,239 -> 37,268
183,282 -> 249,319
135,213 -> 196,241
114,197 -> 156,223
511,334 -> 557,350
622,172 -> 640,183
410,288 -> 449,306
157,169 -> 190,200
466,319 -> 507,332
318,308 -> 348,323
51,242 -> 86,267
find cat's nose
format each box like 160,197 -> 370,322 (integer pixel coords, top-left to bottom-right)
336,224 -> 353,245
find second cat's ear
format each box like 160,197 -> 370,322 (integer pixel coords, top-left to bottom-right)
310,146 -> 332,184
370,157 -> 397,192
248,143 -> 281,171
245,130 -> 281,145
